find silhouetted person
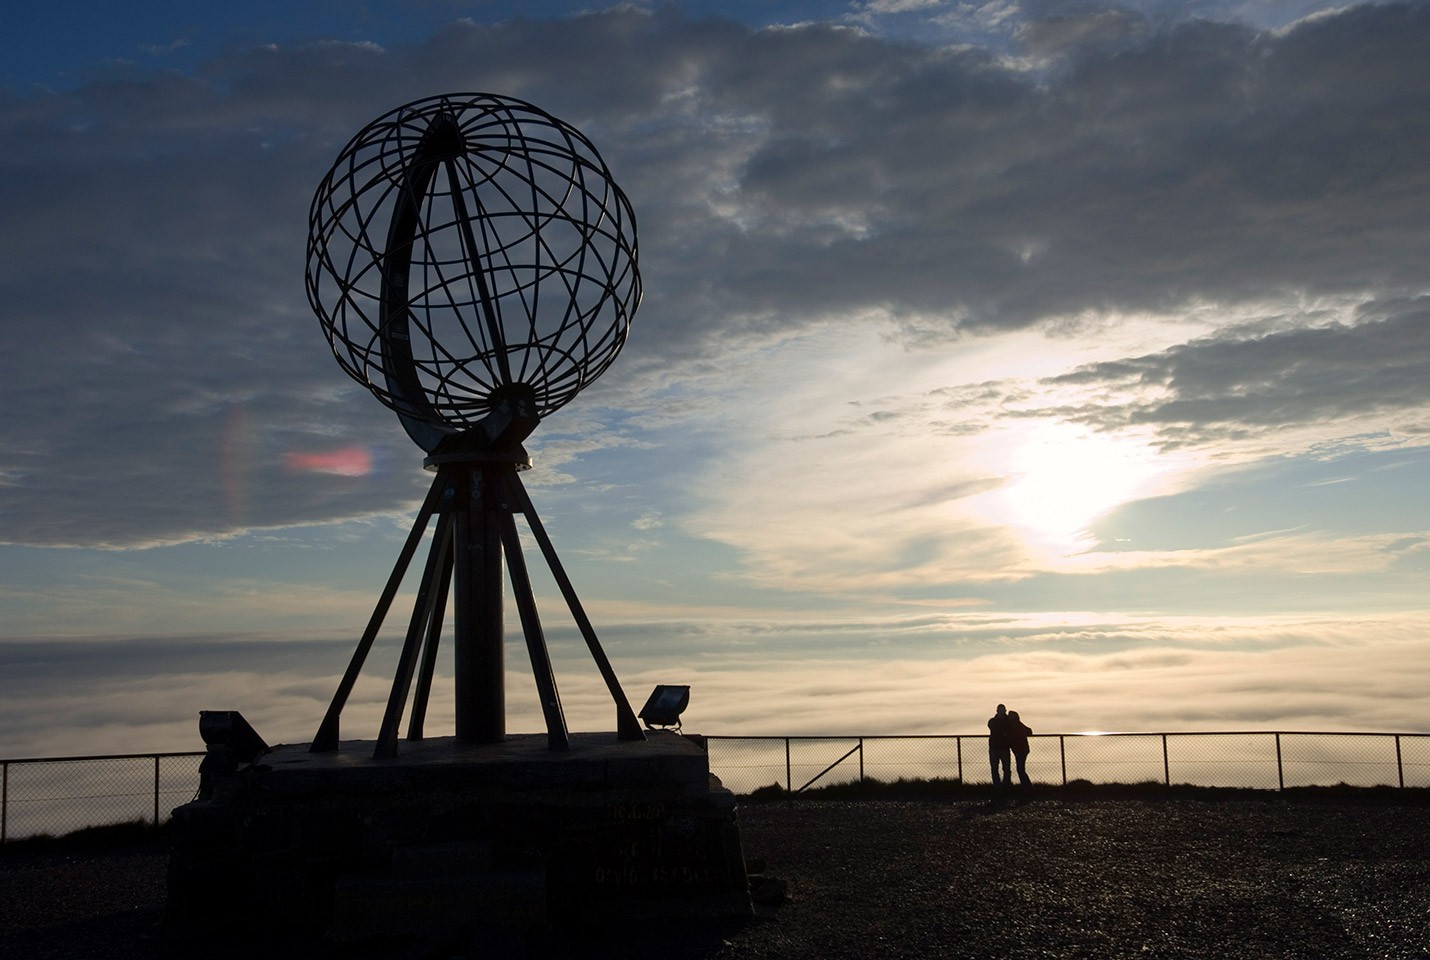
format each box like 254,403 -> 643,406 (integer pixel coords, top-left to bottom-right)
987,703 -> 1012,790
1007,710 -> 1033,796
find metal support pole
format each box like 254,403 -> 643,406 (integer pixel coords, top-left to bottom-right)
858,738 -> 865,783
454,465 -> 506,743
1060,735 -> 1067,785
2,762 -> 8,844
311,474 -> 447,751
407,545 -> 455,741
153,756 -> 161,826
956,736 -> 963,783
1275,733 -> 1284,791
1395,734 -> 1404,789
498,506 -> 570,751
1162,733 -> 1170,786
796,742 -> 863,793
309,451 -> 644,752
376,513 -> 455,759
502,471 -> 644,741
786,738 -> 792,793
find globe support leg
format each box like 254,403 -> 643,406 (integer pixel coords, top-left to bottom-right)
310,476 -> 448,752
498,503 -> 570,751
501,471 -> 645,741
310,457 -> 642,756
407,545 -> 454,741
375,512 -> 455,759
453,463 -> 507,744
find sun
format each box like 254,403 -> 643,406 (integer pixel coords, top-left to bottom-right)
996,422 -> 1161,547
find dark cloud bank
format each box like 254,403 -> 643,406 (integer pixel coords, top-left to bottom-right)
1046,298 -> 1430,445
1,3 -> 1425,547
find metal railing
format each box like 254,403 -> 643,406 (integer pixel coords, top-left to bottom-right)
1,752 -> 204,844
702,731 -> 1430,796
3,731 -> 1427,843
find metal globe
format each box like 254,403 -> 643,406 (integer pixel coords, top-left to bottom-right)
306,93 -> 640,452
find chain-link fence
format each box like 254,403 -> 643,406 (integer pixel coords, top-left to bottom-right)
1,753 -> 203,843
704,732 -> 1430,795
3,733 -> 1426,842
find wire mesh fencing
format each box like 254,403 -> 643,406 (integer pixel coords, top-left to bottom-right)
1,753 -> 203,843
705,732 -> 1430,795
3,733 -> 1426,842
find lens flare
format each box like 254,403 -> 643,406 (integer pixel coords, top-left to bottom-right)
284,445 -> 372,477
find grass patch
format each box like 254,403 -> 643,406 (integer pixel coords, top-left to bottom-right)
1,819 -> 169,855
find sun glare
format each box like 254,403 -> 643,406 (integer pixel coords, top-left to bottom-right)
996,422 -> 1162,547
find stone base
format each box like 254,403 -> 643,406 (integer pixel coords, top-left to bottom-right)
166,731 -> 751,947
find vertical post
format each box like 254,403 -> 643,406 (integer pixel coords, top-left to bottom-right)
1059,735 -> 1067,786
153,756 -> 161,826
1395,734 -> 1404,789
454,465 -> 506,743
956,736 -> 963,784
858,738 -> 864,783
2,761 -> 8,844
1162,734 -> 1170,787
1275,733 -> 1284,791
786,738 -> 792,794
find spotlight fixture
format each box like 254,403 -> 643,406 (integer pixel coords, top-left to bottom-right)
638,685 -> 690,731
199,710 -> 269,763
197,710 -> 270,800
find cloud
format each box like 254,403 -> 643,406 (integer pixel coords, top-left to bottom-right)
3,1 -> 1427,810
1045,300 -> 1430,448
647,615 -> 1430,748
669,3 -> 1430,336
4,612 -> 1426,758
1063,527 -> 1430,577
0,1 -> 1426,599
1014,6 -> 1149,61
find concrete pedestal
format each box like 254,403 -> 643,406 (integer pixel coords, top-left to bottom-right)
167,731 -> 750,946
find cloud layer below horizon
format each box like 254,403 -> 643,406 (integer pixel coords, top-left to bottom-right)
2,611 -> 1427,760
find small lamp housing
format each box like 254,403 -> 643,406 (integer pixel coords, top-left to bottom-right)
638,685 -> 690,730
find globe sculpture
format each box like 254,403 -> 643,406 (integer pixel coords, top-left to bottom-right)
305,93 -> 644,758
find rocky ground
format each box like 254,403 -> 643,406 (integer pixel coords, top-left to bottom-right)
2,790 -> 1427,959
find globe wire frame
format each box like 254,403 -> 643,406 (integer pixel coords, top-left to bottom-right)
305,92 -> 641,450
303,94 -> 645,755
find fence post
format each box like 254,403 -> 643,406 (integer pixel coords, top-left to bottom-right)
1395,735 -> 1404,789
2,761 -> 7,844
858,738 -> 864,783
785,738 -> 792,794
1162,734 -> 1170,786
1275,733 -> 1284,791
956,736 -> 963,784
1059,735 -> 1067,786
153,755 -> 161,826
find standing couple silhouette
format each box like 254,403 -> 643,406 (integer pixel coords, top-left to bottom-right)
986,703 -> 1033,799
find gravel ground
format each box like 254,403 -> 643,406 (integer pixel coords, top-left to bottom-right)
2,794 -> 1427,959
729,795 -> 1430,960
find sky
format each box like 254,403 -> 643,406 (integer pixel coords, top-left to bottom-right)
1,0 -> 1427,759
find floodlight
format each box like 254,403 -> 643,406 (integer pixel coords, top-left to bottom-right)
199,710 -> 269,764
638,685 -> 690,730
